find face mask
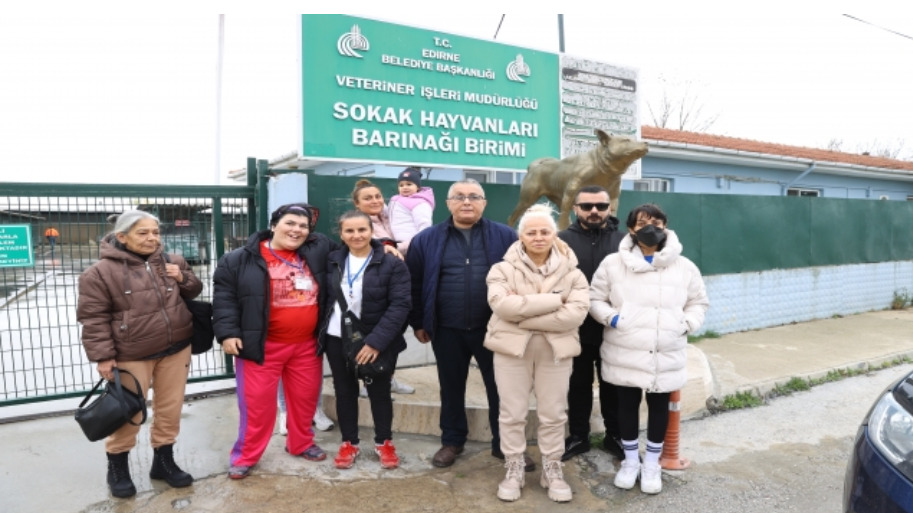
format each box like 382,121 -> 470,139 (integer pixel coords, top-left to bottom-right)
633,225 -> 666,247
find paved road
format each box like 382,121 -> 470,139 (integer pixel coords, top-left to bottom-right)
579,362 -> 913,513
66,362 -> 910,513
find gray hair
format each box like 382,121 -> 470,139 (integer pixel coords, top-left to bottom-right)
112,210 -> 159,235
517,203 -> 557,234
447,178 -> 483,199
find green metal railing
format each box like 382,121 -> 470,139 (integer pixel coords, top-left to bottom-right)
0,182 -> 255,406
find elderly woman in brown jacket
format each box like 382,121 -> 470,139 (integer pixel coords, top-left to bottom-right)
484,204 -> 590,503
77,210 -> 203,499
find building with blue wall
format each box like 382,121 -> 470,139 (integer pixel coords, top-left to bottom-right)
636,126 -> 913,201
253,126 -> 913,203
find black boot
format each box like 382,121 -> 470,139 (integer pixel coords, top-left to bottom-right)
106,451 -> 136,498
150,444 -> 194,488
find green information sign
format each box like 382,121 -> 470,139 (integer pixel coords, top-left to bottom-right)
301,15 -> 561,171
0,225 -> 34,268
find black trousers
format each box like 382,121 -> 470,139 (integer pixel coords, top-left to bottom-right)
567,343 -> 620,440
431,326 -> 500,451
616,385 -> 670,444
325,335 -> 396,445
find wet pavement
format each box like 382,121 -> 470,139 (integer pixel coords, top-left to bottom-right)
2,308 -> 912,512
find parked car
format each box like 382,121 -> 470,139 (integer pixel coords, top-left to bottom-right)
843,368 -> 913,512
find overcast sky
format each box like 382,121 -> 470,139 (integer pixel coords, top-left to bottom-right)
1,7 -> 910,186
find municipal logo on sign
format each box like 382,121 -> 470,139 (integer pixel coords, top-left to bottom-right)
506,54 -> 530,83
337,24 -> 370,58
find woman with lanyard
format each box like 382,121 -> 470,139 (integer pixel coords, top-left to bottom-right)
351,178 -> 416,396
320,210 -> 411,470
213,203 -> 335,479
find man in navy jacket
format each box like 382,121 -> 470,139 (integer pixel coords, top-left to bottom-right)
406,179 -> 518,469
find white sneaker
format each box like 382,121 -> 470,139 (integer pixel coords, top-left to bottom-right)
278,411 -> 288,436
613,458 -> 640,490
390,377 -> 415,394
313,408 -> 335,431
640,462 -> 663,494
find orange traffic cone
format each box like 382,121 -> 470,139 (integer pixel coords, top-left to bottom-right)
660,389 -> 691,470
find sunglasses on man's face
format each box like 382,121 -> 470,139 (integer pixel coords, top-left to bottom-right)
575,202 -> 610,212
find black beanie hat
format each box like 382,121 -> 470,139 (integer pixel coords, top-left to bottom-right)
398,167 -> 422,188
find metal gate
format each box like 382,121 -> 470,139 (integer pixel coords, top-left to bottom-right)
0,180 -> 257,412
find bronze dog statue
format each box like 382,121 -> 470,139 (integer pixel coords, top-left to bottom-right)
508,129 -> 648,229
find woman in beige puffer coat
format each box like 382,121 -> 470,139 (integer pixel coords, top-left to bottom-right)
484,204 -> 589,503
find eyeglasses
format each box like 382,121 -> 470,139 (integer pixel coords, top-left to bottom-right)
448,194 -> 486,202
575,202 -> 610,212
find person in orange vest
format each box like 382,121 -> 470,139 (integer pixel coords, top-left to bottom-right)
45,227 -> 60,250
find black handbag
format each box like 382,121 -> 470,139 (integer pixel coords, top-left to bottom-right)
164,253 -> 214,354
331,276 -> 395,383
74,368 -> 147,442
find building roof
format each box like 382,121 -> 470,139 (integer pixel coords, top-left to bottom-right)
641,126 -> 913,173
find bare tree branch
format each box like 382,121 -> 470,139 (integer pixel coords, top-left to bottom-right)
647,75 -> 720,132
826,138 -> 844,152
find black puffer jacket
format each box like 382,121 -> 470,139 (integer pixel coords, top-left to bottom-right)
212,229 -> 337,364
557,219 -> 625,345
319,239 -> 411,356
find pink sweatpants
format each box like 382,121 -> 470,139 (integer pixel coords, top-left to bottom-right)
230,338 -> 322,467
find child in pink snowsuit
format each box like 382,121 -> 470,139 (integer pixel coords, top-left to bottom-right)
388,167 -> 435,255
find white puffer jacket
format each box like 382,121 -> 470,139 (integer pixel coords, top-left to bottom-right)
589,230 -> 709,392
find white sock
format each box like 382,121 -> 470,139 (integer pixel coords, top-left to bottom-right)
644,441 -> 663,466
621,439 -> 639,462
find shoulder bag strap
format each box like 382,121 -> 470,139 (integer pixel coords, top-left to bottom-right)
330,269 -> 349,312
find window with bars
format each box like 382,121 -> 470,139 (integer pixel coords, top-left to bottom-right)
787,188 -> 820,197
633,178 -> 671,192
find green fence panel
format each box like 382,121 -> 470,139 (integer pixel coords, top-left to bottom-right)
301,173 -> 913,276
0,182 -> 253,407
811,197 -> 852,266
653,193 -> 703,266
892,201 -> 913,260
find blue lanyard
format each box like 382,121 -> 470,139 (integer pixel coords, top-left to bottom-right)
346,251 -> 372,298
267,240 -> 303,270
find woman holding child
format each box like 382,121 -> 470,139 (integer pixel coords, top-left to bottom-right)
351,176 -> 426,395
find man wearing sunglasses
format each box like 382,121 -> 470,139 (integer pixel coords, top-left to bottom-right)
558,185 -> 626,462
